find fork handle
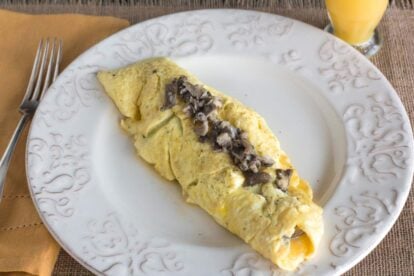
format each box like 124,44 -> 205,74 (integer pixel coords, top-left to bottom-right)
0,114 -> 31,200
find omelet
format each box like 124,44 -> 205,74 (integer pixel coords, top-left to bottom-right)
97,57 -> 323,271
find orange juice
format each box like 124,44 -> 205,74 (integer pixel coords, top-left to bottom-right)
325,0 -> 388,45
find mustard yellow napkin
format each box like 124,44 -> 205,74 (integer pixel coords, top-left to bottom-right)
0,9 -> 129,276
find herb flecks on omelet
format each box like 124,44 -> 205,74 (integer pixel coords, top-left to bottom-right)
97,57 -> 323,271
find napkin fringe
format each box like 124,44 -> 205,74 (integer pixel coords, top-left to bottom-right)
2,0 -> 413,10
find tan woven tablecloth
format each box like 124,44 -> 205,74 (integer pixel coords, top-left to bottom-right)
1,1 -> 413,275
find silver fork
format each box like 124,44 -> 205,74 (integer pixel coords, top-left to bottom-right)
0,38 -> 63,201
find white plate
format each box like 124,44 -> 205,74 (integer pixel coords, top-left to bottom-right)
26,9 -> 413,276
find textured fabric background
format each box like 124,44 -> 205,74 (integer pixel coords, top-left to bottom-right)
1,1 -> 413,275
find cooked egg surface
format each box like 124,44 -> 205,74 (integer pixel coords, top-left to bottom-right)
97,57 -> 323,271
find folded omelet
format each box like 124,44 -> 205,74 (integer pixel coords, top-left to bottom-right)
97,57 -> 323,271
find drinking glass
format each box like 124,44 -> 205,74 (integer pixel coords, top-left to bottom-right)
325,0 -> 388,57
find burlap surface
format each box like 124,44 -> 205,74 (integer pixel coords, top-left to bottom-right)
1,1 -> 413,275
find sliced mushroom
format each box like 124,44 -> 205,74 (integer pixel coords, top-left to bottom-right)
248,159 -> 262,174
181,91 -> 192,103
191,85 -> 205,99
188,97 -> 199,110
197,99 -> 206,107
238,160 -> 249,171
200,90 -> 210,100
202,103 -> 215,117
241,137 -> 254,155
219,120 -> 231,129
259,155 -> 275,167
291,228 -> 305,239
195,112 -> 207,122
216,132 -> 232,148
208,120 -> 221,140
211,97 -> 223,109
275,169 -> 293,192
230,145 -> 244,161
194,120 -> 209,137
240,131 -> 249,140
222,124 -> 238,139
244,171 -> 272,186
161,82 -> 177,110
182,104 -> 194,116
177,76 -> 188,94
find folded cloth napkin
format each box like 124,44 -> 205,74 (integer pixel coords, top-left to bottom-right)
0,9 -> 129,276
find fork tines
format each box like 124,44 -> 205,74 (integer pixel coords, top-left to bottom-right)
21,38 -> 63,106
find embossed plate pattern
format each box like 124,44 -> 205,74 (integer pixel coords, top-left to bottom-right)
26,9 -> 413,276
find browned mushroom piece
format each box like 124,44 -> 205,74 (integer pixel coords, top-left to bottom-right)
238,160 -> 249,172
161,82 -> 177,110
194,112 -> 207,122
244,171 -> 272,186
291,227 -> 305,239
211,97 -> 223,109
259,155 -> 275,167
275,169 -> 293,192
216,132 -> 232,148
194,120 -> 209,137
248,159 -> 262,173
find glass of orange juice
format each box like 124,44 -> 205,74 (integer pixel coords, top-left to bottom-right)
325,0 -> 388,57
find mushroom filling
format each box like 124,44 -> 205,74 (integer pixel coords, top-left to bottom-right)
291,228 -> 305,239
163,76 -> 294,188
283,227 -> 305,243
275,169 -> 293,192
